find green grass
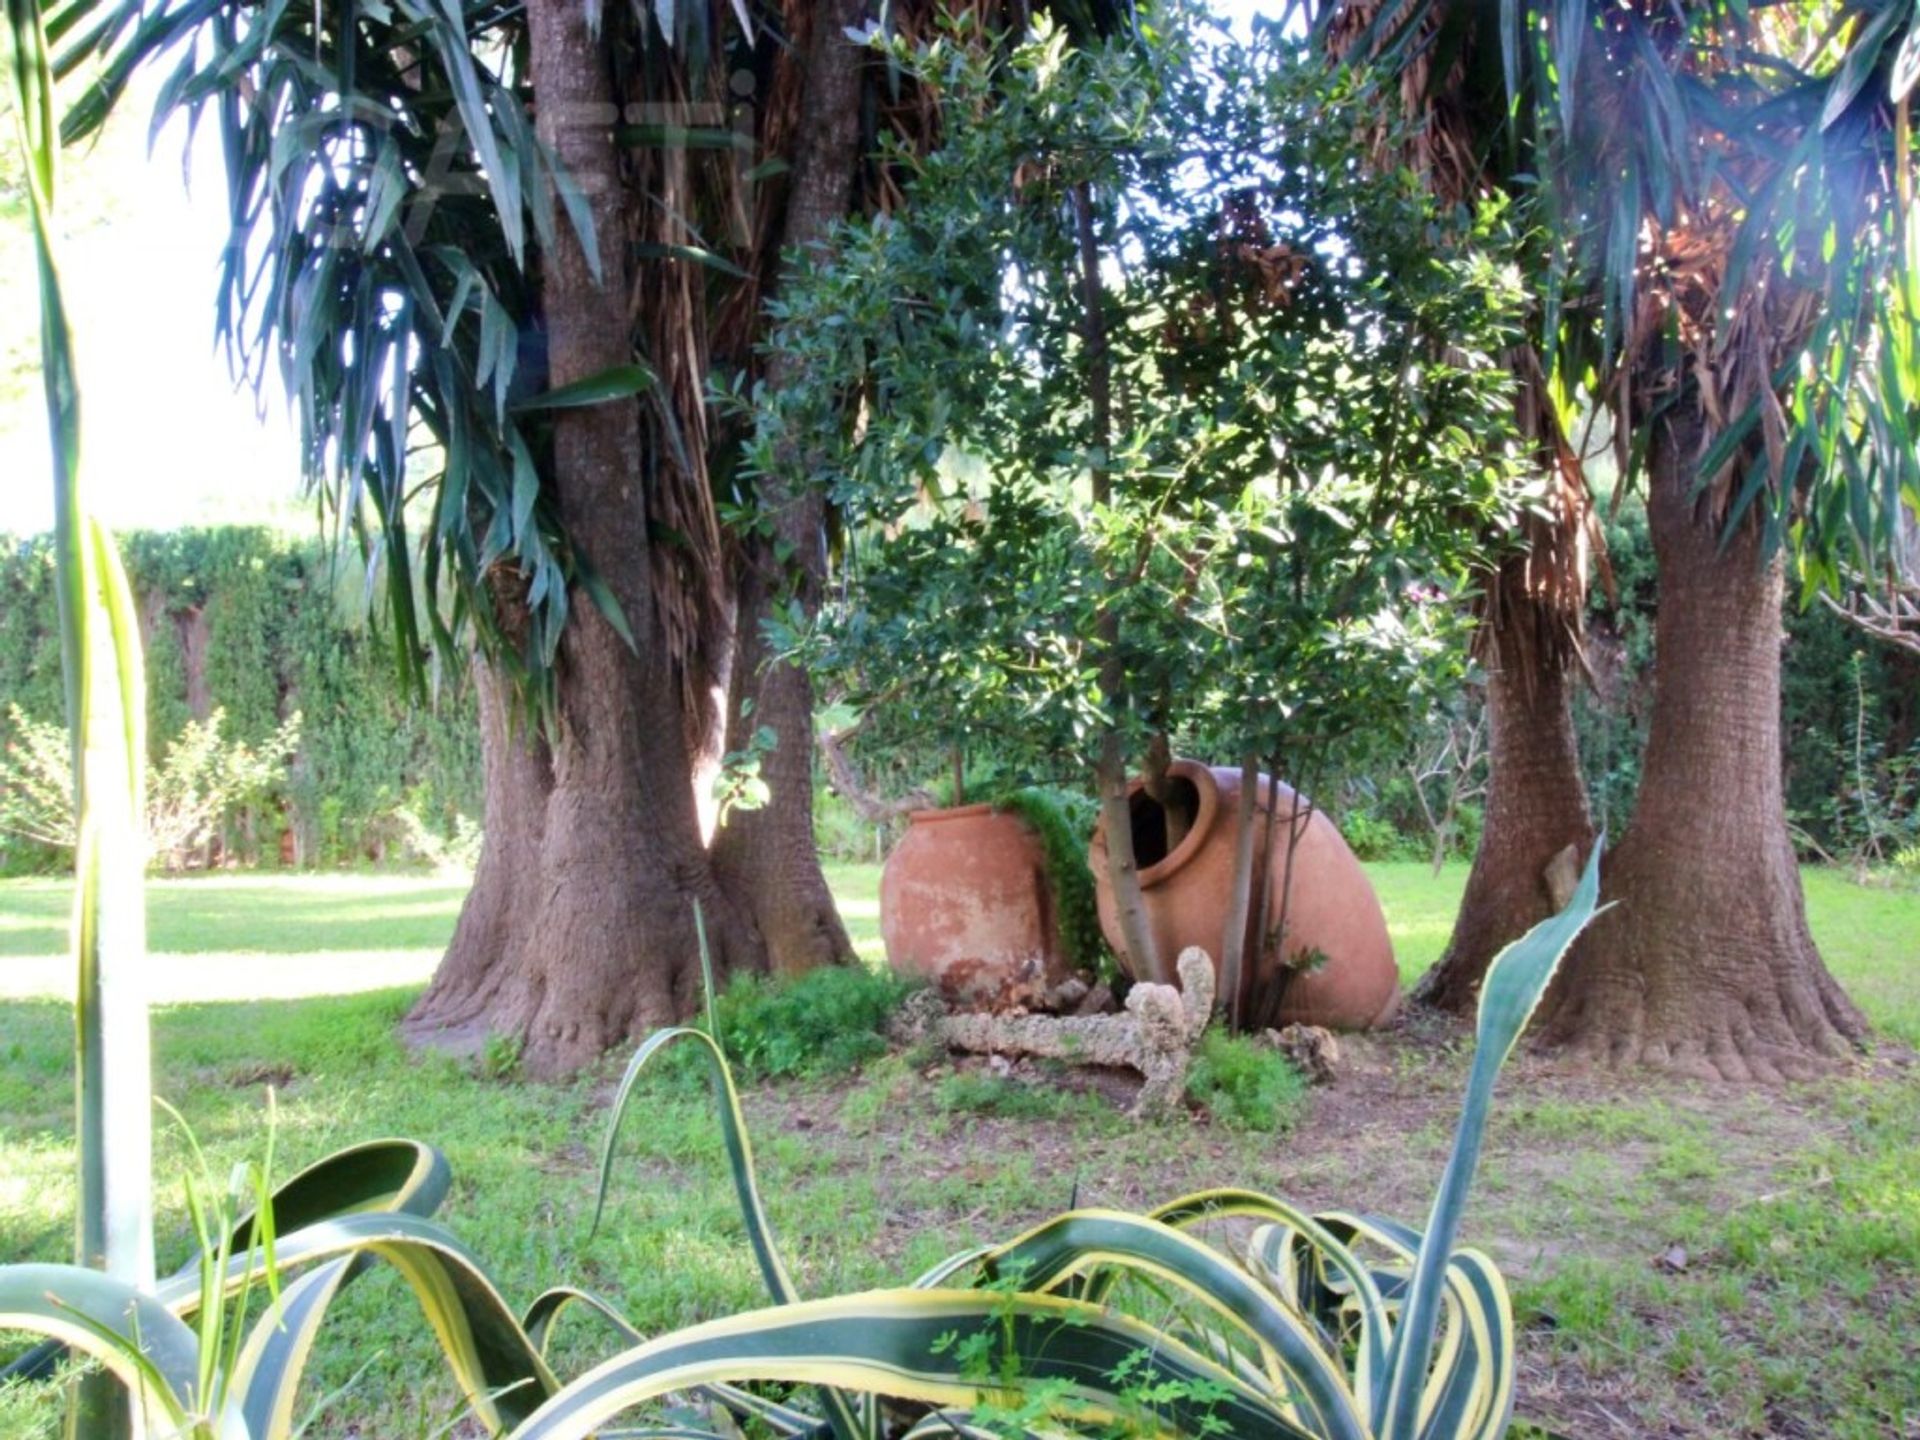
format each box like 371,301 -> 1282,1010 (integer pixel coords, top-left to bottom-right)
0,872 -> 471,957
0,861 -> 1916,1437
1801,867 -> 1920,1046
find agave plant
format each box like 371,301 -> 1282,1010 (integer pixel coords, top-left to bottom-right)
522,841 -> 1604,1440
2,838 -> 1598,1440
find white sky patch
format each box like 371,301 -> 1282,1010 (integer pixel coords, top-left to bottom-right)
2,98 -> 304,537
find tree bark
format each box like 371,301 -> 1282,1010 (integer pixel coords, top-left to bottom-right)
405,661 -> 551,1029
1217,748 -> 1261,1028
406,0 -> 760,1076
709,0 -> 870,975
1416,616 -> 1593,1013
1538,413 -> 1868,1079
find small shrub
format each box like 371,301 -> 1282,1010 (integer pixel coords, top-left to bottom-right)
934,1071 -> 1073,1119
713,963 -> 914,1081
1337,806 -> 1418,862
812,782 -> 891,863
1185,1031 -> 1309,1131
0,702 -> 301,869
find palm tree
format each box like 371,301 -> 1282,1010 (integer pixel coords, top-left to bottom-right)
1327,0 -> 1918,1075
54,0 -> 1125,1073
50,0 -> 874,1074
1321,0 -> 1600,1010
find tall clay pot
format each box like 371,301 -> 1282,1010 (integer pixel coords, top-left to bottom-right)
881,804 -> 1071,1011
1088,759 -> 1399,1030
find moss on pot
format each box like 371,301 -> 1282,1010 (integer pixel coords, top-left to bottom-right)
993,785 -> 1114,981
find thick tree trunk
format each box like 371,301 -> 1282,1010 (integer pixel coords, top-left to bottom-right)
405,662 -> 551,1029
1538,415 -> 1868,1079
709,0 -> 869,974
406,0 -> 760,1076
1416,621 -> 1593,1012
713,561 -> 855,973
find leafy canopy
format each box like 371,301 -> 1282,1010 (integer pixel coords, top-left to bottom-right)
758,8 -> 1527,783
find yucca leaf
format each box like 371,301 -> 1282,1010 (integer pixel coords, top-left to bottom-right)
524,1286 -> 645,1359
901,1414 -> 1060,1439
12,1138 -> 458,1387
593,1027 -> 792,1298
910,1246 -> 995,1290
1425,1250 -> 1514,1440
1894,6 -> 1920,101
1823,1 -> 1901,129
595,1027 -> 865,1440
509,364 -> 658,414
0,1265 -> 197,1427
221,1139 -> 452,1257
523,1288 -> 834,1433
1144,1188 -> 1393,1374
506,1288 -> 1313,1440
1378,842 -> 1603,1440
63,1209 -> 561,1433
228,1256 -> 357,1439
977,1208 -> 1369,1440
7,4 -> 155,1434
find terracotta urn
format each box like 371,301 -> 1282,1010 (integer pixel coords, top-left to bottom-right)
1087,759 -> 1399,1030
880,803 -> 1072,1011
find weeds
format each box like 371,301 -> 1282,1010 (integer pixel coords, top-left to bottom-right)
1184,1032 -> 1309,1132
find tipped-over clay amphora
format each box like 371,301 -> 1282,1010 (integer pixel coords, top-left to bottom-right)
1088,759 -> 1399,1030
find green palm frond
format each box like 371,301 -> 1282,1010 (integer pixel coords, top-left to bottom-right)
1324,0 -> 1919,597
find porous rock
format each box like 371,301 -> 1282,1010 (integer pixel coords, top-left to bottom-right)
1262,1022 -> 1340,1085
894,948 -> 1215,1117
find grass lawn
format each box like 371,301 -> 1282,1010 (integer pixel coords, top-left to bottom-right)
1,862 -> 1916,1437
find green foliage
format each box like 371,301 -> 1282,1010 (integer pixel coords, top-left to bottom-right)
0,703 -> 300,868
814,782 -> 895,864
934,1071 -> 1075,1120
710,964 -> 916,1082
991,786 -> 1109,976
1185,1031 -> 1311,1133
1782,636 -> 1920,865
1337,807 -> 1425,864
1344,0 -> 1920,590
764,13 -> 1526,808
477,1032 -> 525,1083
711,723 -> 778,832
1571,496 -> 1657,840
0,528 -> 481,873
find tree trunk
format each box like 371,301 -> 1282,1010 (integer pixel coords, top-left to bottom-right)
405,661 -> 551,1029
406,0 -> 760,1076
1217,748 -> 1261,1028
1416,619 -> 1592,1013
1538,414 -> 1868,1079
709,0 -> 869,975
